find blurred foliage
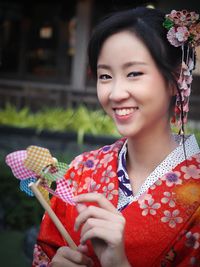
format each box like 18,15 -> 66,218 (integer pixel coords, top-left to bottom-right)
0,103 -> 120,144
0,230 -> 28,267
0,103 -> 199,144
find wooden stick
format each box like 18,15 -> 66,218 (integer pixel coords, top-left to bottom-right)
29,181 -> 77,250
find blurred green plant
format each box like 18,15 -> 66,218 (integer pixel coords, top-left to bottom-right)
0,103 -> 120,143
0,103 -> 199,144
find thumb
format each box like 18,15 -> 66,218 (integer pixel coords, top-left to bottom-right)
78,243 -> 89,253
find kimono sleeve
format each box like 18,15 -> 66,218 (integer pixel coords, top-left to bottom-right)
160,205 -> 200,267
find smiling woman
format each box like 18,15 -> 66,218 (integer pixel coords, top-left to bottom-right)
96,30 -> 174,140
32,7 -> 200,267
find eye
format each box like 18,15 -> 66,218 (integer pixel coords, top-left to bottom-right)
127,72 -> 143,77
98,74 -> 112,80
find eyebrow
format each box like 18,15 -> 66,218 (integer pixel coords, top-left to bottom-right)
97,61 -> 147,70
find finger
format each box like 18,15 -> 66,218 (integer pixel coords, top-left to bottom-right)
80,217 -> 125,241
78,243 -> 89,253
73,193 -> 118,213
50,255 -> 89,267
74,205 -> 124,231
80,226 -> 124,247
50,255 -> 88,267
52,246 -> 93,266
76,203 -> 88,213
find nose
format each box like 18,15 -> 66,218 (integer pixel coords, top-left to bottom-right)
109,78 -> 130,102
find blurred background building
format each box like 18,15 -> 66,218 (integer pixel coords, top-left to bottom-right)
0,0 -> 199,121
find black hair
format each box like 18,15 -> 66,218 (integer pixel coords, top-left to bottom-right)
88,7 -> 182,87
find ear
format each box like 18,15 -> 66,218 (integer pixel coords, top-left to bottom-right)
168,81 -> 177,97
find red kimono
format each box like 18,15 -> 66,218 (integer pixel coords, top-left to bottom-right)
33,138 -> 200,267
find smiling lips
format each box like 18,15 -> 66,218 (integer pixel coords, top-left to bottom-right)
114,107 -> 138,116
113,107 -> 139,122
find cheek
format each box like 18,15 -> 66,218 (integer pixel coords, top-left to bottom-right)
97,86 -> 108,106
137,85 -> 170,114
150,91 -> 171,116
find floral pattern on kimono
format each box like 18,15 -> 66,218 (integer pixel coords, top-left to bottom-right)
32,138 -> 200,267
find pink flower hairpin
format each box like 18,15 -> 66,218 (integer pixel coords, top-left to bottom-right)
163,10 -> 200,129
164,10 -> 200,47
5,145 -> 77,249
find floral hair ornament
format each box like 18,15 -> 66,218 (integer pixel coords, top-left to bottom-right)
163,10 -> 200,135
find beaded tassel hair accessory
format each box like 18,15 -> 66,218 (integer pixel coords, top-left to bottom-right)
163,10 -> 200,134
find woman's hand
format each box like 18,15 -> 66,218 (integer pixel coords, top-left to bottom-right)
74,193 -> 131,267
49,245 -> 93,267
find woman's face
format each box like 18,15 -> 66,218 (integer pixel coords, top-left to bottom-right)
97,30 -> 174,138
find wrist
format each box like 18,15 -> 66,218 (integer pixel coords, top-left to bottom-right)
121,261 -> 131,267
114,258 -> 131,267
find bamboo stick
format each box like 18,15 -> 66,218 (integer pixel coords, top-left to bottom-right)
29,181 -> 77,250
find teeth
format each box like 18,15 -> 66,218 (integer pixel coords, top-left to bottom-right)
115,108 -> 137,116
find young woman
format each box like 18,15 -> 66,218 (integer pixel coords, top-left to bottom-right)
33,7 -> 200,267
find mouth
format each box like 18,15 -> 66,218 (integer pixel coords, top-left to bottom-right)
113,107 -> 139,116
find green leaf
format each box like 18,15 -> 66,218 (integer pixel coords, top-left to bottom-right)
163,18 -> 174,30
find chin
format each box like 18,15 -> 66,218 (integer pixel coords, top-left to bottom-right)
117,128 -> 140,139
